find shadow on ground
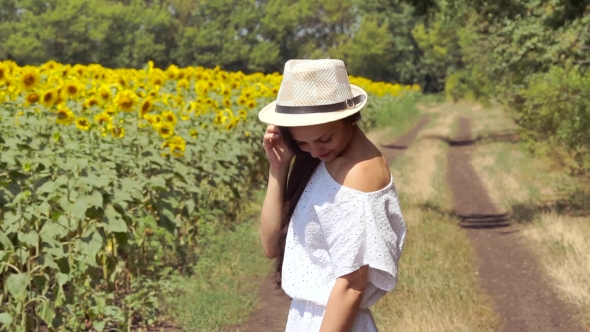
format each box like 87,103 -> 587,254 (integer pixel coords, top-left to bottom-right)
511,188 -> 590,224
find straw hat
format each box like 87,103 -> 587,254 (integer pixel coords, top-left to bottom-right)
258,59 -> 368,127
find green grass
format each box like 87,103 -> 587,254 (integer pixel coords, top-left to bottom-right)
160,189 -> 271,331
361,93 -> 422,134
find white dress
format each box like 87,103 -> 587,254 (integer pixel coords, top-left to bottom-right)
282,162 -> 407,332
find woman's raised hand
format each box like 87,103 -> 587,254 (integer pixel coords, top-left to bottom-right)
262,125 -> 294,171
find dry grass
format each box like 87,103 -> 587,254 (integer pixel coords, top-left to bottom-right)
417,108 -> 456,141
523,213 -> 590,329
470,144 -> 532,211
370,111 -> 500,332
524,214 -> 590,301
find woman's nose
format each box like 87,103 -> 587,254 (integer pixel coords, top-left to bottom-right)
309,144 -> 323,158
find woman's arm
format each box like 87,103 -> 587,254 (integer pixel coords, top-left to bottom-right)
320,265 -> 369,332
259,125 -> 293,258
260,164 -> 289,258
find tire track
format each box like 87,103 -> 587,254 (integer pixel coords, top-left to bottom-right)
380,116 -> 430,164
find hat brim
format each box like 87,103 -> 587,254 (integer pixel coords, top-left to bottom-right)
258,84 -> 368,127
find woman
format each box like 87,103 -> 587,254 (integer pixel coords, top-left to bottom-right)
258,59 -> 406,332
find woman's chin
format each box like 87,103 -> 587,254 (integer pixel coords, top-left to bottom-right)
317,151 -> 334,161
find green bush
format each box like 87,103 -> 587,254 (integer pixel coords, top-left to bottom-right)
518,65 -> 590,171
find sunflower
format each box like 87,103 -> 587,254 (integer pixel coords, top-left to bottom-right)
161,135 -> 186,158
166,65 -> 179,80
169,135 -> 186,147
225,118 -> 238,131
98,86 -> 112,103
75,117 -> 90,131
139,98 -> 153,117
83,96 -> 100,109
55,106 -> 75,125
237,96 -> 247,106
64,82 -> 81,99
230,80 -> 240,90
0,63 -> 8,82
117,76 -> 127,88
41,89 -> 57,108
114,90 -> 139,112
189,101 -> 203,116
179,109 -> 191,121
150,73 -> 165,86
148,88 -> 159,98
238,109 -> 247,119
242,89 -> 254,99
104,106 -> 117,116
189,129 -> 199,138
146,114 -> 162,127
222,98 -> 232,108
61,65 -> 71,77
147,60 -> 155,72
25,92 -> 40,105
20,67 -> 40,90
221,86 -> 232,97
94,112 -> 112,127
161,111 -> 177,125
246,99 -> 257,109
194,81 -> 209,95
109,125 -> 125,138
177,78 -> 189,91
72,64 -> 85,77
214,112 -> 228,125
170,144 -> 185,157
157,122 -> 174,138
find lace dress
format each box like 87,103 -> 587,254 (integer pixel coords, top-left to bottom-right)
282,162 -> 406,331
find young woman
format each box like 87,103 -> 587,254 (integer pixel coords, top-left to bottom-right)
258,59 -> 406,332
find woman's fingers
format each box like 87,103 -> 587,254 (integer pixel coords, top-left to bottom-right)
262,135 -> 280,151
263,133 -> 279,140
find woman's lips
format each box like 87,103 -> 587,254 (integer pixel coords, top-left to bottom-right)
319,151 -> 331,158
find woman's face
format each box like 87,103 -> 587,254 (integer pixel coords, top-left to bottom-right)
289,120 -> 354,162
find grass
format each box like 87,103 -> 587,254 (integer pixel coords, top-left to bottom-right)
160,189 -> 272,332
369,107 -> 500,331
455,102 -> 590,329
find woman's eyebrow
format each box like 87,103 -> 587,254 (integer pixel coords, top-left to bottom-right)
294,132 -> 332,143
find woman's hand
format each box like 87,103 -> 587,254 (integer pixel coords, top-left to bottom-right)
262,125 -> 294,171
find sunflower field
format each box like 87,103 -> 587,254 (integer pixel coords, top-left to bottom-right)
0,59 -> 420,331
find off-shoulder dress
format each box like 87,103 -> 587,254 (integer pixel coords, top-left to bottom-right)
282,161 -> 407,331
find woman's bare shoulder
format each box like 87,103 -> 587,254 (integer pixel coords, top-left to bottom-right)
331,156 -> 391,193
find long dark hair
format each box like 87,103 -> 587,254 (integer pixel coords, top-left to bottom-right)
273,112 -> 361,287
